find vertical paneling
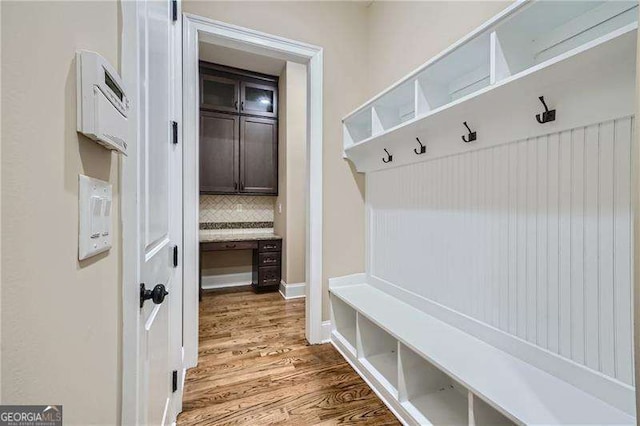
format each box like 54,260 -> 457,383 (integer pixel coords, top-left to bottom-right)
613,117 -> 633,385
368,117 -> 634,383
570,127 -> 585,364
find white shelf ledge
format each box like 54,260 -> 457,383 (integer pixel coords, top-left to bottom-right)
330,283 -> 635,425
342,0 -> 638,173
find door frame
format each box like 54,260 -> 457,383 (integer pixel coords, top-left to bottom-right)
182,14 -> 324,368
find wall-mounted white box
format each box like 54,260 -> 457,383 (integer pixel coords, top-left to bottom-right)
79,174 -> 112,260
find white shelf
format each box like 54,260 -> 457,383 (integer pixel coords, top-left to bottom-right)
345,24 -> 637,172
330,295 -> 357,354
343,107 -> 372,147
494,0 -> 637,79
358,315 -> 398,394
416,31 -> 491,115
399,342 -> 470,425
342,0 -> 638,171
329,283 -> 635,425
373,80 -> 415,132
403,387 -> 468,426
472,394 -> 514,426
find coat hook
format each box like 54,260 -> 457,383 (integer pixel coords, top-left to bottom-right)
382,148 -> 393,163
462,122 -> 476,143
536,96 -> 556,124
414,137 -> 426,155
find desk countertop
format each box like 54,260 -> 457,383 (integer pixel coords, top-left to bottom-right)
199,230 -> 282,243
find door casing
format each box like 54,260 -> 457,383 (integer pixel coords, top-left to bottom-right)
182,14 -> 325,369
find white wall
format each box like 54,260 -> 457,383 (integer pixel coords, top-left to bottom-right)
1,1 -> 121,424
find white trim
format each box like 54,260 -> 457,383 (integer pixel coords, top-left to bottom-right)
182,15 -> 324,364
321,320 -> 332,343
328,273 -> 366,288
279,281 -> 306,300
121,2 -> 141,424
201,272 -> 252,289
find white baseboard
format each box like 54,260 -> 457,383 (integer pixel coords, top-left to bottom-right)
201,272 -> 252,289
279,281 -> 306,299
328,272 -> 366,289
321,320 -> 332,343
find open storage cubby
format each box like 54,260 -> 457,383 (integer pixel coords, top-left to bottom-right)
471,394 -> 515,426
343,107 -> 372,146
416,32 -> 491,115
372,80 -> 415,132
357,315 -> 398,394
493,1 -> 637,80
398,344 -> 469,425
330,295 -> 357,353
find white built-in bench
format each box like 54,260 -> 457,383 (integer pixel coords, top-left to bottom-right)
330,283 -> 635,426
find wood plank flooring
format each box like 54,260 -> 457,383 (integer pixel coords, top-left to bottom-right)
178,287 -> 399,425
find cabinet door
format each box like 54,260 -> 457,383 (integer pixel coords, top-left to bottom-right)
240,81 -> 278,118
200,74 -> 239,113
240,116 -> 278,195
200,112 -> 239,194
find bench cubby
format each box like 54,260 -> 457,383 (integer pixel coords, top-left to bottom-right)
357,315 -> 398,394
398,343 -> 468,425
330,295 -> 357,355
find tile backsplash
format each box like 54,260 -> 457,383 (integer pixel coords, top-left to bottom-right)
200,195 -> 276,224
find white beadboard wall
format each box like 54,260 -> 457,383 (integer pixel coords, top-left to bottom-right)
368,116 -> 634,386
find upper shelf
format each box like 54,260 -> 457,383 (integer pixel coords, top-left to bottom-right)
343,0 -> 638,167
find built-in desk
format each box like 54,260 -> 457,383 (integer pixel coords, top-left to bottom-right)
199,230 -> 282,300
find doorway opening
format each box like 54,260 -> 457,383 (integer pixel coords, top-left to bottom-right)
181,14 -> 324,371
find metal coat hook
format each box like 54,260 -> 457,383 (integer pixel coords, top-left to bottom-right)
382,148 -> 393,163
414,137 -> 426,155
462,122 -> 476,143
536,96 -> 556,124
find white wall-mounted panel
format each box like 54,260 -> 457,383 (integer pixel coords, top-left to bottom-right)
368,116 -> 634,386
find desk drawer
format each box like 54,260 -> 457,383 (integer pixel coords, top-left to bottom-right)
257,266 -> 280,287
201,241 -> 257,251
259,252 -> 280,266
259,240 -> 281,252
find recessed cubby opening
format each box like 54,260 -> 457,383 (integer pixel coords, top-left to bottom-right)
416,32 -> 491,115
343,108 -> 372,146
398,344 -> 469,425
493,0 -> 637,80
372,80 -> 415,132
357,315 -> 398,393
471,394 -> 515,426
331,296 -> 357,352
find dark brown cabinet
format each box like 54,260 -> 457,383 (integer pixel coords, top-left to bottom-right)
240,116 -> 278,194
240,81 -> 277,118
200,112 -> 239,193
199,62 -> 278,196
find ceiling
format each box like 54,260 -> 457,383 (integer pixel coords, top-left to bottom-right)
199,42 -> 286,76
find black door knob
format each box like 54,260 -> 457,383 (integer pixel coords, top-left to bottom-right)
140,283 -> 169,308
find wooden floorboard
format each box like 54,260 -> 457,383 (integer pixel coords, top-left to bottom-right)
178,287 -> 399,425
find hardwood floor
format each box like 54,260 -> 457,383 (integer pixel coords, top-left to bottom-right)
178,287 -> 399,425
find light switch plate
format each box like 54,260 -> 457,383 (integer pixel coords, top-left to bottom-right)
79,174 -> 112,260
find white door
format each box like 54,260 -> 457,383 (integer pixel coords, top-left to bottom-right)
132,0 -> 182,424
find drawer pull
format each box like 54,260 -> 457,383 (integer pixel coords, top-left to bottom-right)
264,259 -> 277,264
225,244 -> 237,249
264,245 -> 277,249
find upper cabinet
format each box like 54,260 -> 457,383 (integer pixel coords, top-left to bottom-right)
200,74 -> 240,113
200,62 -> 278,118
241,81 -> 278,118
199,62 -> 279,196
